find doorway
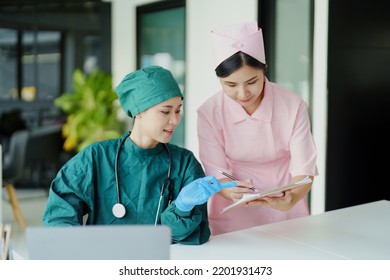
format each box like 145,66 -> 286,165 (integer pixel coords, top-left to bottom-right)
326,0 -> 390,210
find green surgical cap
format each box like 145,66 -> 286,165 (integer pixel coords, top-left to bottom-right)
116,66 -> 183,117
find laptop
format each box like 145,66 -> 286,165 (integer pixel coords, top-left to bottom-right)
25,225 -> 171,260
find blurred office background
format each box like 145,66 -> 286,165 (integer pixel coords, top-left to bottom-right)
1,0 -> 389,230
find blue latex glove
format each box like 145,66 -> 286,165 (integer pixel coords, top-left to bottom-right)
175,176 -> 237,212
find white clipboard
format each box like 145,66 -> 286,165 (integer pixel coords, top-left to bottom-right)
221,176 -> 312,214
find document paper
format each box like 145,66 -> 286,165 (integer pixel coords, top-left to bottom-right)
220,176 -> 312,214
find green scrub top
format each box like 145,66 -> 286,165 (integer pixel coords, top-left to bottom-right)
43,132 -> 210,245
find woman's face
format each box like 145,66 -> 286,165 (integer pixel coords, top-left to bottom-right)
219,65 -> 265,115
133,96 -> 182,148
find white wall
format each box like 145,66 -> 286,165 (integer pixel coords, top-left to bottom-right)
111,0 -> 159,88
311,0 -> 328,214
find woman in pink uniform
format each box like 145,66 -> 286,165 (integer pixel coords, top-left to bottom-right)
197,21 -> 318,235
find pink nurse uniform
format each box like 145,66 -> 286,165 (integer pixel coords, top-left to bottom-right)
197,77 -> 318,235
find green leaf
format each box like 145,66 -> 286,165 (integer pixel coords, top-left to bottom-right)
54,68 -> 126,152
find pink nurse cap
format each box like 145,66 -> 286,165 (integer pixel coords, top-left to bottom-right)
211,21 -> 266,68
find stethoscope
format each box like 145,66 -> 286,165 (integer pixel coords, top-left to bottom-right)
112,133 -> 173,225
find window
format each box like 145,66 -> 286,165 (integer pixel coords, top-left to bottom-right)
137,0 -> 185,147
0,28 -> 62,102
0,1 -> 110,129
0,28 -> 18,101
21,30 -> 62,102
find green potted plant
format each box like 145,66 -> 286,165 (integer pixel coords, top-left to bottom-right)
54,68 -> 125,152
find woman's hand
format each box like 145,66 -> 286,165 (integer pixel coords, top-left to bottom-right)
218,178 -> 254,201
245,190 -> 294,211
175,176 -> 236,211
245,175 -> 313,211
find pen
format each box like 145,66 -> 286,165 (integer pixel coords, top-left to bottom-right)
218,170 -> 257,191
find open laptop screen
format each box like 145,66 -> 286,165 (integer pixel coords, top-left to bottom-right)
26,225 -> 171,260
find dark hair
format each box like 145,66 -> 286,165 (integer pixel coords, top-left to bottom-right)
215,51 -> 267,78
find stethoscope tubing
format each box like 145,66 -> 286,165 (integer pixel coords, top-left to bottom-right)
113,132 -> 172,222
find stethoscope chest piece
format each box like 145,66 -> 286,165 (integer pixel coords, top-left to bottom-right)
112,203 -> 126,218
113,133 -> 172,220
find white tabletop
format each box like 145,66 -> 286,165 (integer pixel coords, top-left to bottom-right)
171,200 -> 390,260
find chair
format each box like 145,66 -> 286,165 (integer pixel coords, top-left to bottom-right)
2,129 -> 29,230
24,125 -> 64,188
2,125 -> 63,231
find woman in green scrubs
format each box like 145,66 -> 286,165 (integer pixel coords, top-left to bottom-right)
43,66 -> 235,245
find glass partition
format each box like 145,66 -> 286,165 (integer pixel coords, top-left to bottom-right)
0,28 -> 17,101
274,0 -> 313,105
137,0 -> 185,147
22,30 -> 62,102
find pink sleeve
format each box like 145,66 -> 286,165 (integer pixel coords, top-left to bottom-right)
197,103 -> 230,179
289,101 -> 319,177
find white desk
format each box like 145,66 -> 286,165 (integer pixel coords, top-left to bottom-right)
171,200 -> 390,260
